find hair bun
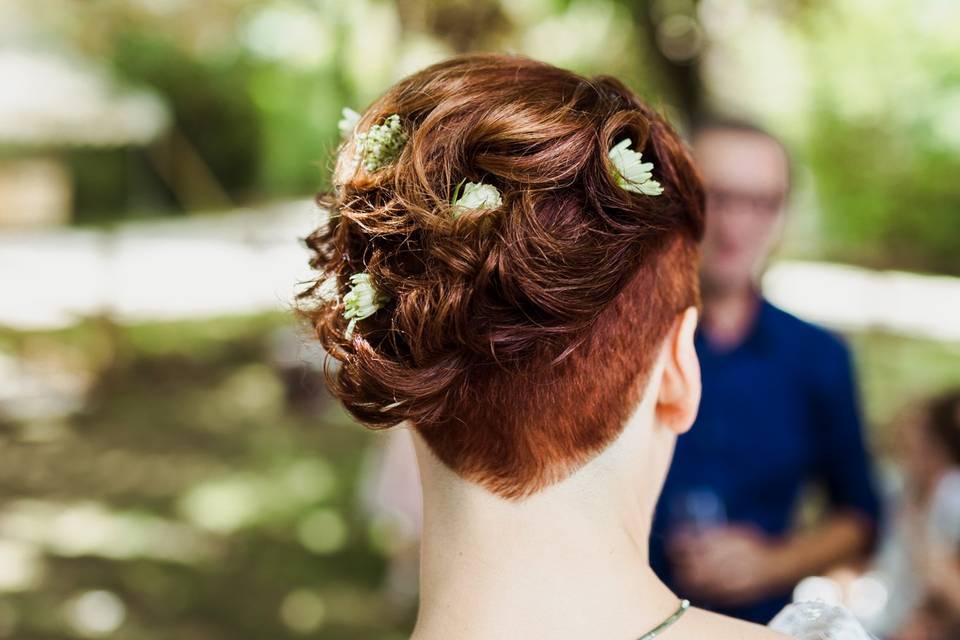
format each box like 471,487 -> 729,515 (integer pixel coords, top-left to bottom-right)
297,54 -> 704,499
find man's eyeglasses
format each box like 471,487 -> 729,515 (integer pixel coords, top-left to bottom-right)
706,186 -> 785,216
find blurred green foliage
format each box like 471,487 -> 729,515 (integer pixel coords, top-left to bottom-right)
111,34 -> 262,198
13,0 -> 955,273
0,314 -> 415,639
808,113 -> 960,275
798,1 -> 960,274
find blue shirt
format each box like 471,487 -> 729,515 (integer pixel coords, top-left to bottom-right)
650,297 -> 881,623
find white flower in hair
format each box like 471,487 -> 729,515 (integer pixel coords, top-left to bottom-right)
608,138 -> 663,196
451,180 -> 502,218
338,107 -> 361,139
354,113 -> 408,172
342,272 -> 388,340
317,275 -> 339,303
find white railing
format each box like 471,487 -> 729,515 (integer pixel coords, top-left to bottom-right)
1,200 -> 958,342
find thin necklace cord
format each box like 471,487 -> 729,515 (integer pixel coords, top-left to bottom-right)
635,599 -> 690,640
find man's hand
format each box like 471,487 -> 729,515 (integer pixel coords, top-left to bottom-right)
668,525 -> 790,606
668,512 -> 872,608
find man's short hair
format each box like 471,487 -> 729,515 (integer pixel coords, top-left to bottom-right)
691,116 -> 793,192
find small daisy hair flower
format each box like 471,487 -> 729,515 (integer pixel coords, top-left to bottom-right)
608,138 -> 663,196
354,113 -> 408,172
342,272 -> 388,340
338,107 -> 361,139
316,275 -> 339,303
451,180 -> 502,218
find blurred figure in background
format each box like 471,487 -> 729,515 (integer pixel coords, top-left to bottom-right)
870,389 -> 960,640
650,120 -> 881,623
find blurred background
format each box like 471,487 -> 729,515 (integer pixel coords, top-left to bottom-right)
0,0 -> 958,638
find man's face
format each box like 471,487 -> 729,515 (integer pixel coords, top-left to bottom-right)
693,129 -> 790,294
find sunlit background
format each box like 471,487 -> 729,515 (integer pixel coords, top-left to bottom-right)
1,0 -> 959,637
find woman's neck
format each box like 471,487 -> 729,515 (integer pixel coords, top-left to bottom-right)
409,428 -> 681,640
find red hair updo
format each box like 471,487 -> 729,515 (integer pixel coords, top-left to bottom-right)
298,53 -> 704,500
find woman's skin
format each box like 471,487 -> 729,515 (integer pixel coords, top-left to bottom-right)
408,307 -> 790,640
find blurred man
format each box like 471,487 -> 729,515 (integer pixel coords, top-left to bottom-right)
650,120 -> 882,623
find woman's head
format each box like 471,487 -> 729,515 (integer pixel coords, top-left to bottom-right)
299,54 -> 705,500
900,388 -> 960,479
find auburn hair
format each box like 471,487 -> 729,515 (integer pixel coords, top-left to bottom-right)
297,54 -> 705,500
926,388 -> 960,466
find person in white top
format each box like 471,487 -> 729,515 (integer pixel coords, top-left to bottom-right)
869,389 -> 960,639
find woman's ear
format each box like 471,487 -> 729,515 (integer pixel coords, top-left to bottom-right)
655,306 -> 701,435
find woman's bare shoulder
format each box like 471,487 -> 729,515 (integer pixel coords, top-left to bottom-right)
679,601 -> 875,640
681,607 -> 793,640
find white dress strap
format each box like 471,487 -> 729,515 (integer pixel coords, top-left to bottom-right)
769,601 -> 876,639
